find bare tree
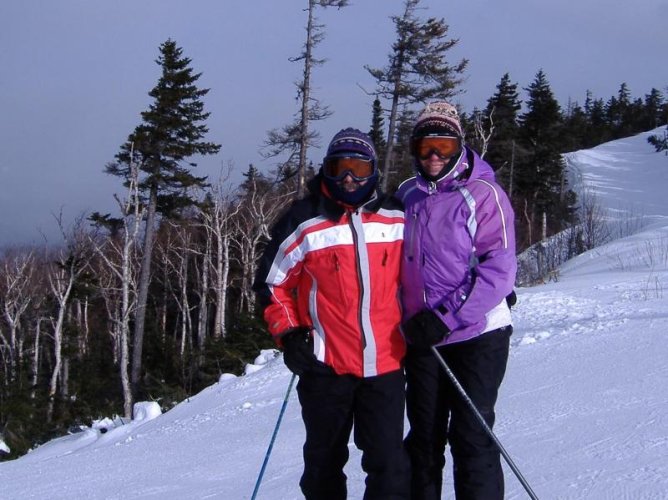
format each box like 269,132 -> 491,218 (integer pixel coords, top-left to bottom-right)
0,251 -> 36,384
230,178 -> 291,314
570,169 -> 612,252
472,107 -> 495,159
523,199 -> 533,247
30,316 -> 47,400
71,297 -> 90,358
262,0 -> 348,198
45,216 -> 93,422
159,222 -> 194,358
193,224 -> 211,350
199,168 -> 241,339
90,157 -> 144,417
96,263 -> 123,365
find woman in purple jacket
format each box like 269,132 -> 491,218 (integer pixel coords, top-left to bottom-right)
396,102 -> 517,500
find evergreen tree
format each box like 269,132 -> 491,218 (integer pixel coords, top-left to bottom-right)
584,93 -> 611,145
388,106 -> 418,191
617,83 -> 633,131
606,83 -> 633,138
662,86 -> 668,125
562,99 -> 589,152
105,39 -> 220,394
484,73 -> 522,187
643,88 -> 665,130
366,0 -> 468,190
647,125 -> 668,154
238,164 -> 278,202
516,70 -> 573,247
459,108 -> 481,152
368,97 -> 387,168
627,97 -> 647,133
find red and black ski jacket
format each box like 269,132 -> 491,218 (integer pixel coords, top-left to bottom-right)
254,178 -> 406,378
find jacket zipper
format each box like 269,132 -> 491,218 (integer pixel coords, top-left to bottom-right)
408,212 -> 418,261
349,209 -> 367,348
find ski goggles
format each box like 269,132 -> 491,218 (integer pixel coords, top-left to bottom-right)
412,136 -> 461,160
322,154 -> 375,181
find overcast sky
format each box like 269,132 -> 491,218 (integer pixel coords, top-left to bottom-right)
1,0 -> 666,246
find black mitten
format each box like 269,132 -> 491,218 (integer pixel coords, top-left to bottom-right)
506,290 -> 517,309
402,310 -> 450,349
280,327 -> 317,376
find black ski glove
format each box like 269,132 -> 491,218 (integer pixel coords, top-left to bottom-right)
506,290 -> 517,309
280,327 -> 317,376
402,310 -> 451,349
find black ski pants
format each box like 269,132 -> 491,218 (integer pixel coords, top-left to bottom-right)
404,326 -> 512,500
296,368 -> 410,500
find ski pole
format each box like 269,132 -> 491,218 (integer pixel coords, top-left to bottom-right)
430,346 -> 539,500
251,372 -> 297,500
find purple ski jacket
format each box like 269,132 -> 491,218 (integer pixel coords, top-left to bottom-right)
396,147 -> 517,346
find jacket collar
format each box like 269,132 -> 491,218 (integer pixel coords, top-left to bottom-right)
415,147 -> 474,193
309,175 -> 383,221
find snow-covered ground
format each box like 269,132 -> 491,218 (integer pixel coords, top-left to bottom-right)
1,128 -> 667,499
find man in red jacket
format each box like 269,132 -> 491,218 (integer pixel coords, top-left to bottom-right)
254,128 -> 410,499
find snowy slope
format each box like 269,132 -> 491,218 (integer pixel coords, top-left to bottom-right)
1,129 -> 667,499
565,129 -> 668,221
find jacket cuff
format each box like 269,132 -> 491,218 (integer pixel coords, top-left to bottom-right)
275,326 -> 310,347
432,304 -> 462,332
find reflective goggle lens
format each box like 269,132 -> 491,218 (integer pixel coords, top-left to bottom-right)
323,156 -> 374,180
414,136 -> 461,160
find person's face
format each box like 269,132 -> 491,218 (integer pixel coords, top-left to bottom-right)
413,135 -> 461,178
419,152 -> 448,178
337,173 -> 368,192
